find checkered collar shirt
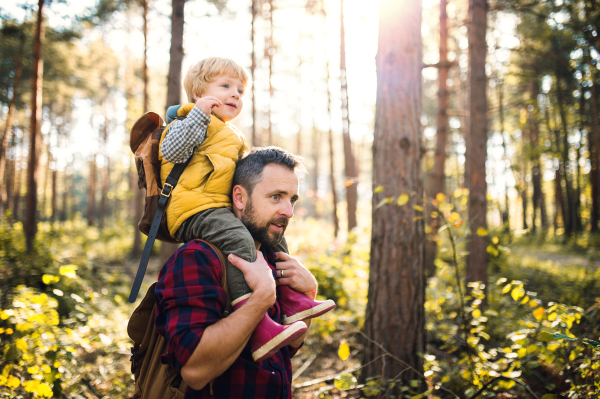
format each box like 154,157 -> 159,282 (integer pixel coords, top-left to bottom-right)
154,240 -> 301,399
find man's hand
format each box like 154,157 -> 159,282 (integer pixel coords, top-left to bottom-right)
228,251 -> 276,308
274,252 -> 318,300
195,95 -> 222,116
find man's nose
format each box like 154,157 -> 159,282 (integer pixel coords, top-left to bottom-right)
279,201 -> 294,218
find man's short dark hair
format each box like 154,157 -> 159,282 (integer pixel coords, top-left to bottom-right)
233,146 -> 305,195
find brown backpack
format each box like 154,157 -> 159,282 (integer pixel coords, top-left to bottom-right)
128,239 -> 232,399
129,112 -> 193,303
130,112 -> 180,243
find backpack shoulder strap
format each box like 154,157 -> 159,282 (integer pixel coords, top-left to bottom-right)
197,239 -> 233,315
128,145 -> 192,303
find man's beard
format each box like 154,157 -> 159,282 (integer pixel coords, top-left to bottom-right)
240,198 -> 288,247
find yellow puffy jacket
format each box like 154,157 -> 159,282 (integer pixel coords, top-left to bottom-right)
159,103 -> 249,238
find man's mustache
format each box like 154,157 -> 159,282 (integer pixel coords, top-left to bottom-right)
268,217 -> 289,228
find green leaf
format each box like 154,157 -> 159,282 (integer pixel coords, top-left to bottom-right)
541,394 -> 556,399
476,227 -> 488,236
334,373 -> 357,390
553,333 -> 576,341
397,193 -> 409,206
539,332 -> 554,342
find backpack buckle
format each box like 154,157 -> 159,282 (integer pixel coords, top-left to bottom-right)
161,183 -> 174,198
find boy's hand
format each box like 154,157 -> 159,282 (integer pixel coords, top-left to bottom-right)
228,252 -> 276,308
195,96 -> 222,116
274,252 -> 318,300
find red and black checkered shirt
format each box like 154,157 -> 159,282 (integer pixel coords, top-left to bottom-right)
155,240 -> 301,399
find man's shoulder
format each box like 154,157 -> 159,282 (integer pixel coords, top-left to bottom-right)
176,239 -> 224,266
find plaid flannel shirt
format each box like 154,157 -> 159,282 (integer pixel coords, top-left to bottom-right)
161,106 -> 211,163
155,240 -> 301,399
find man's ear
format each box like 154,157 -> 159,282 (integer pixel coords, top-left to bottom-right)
231,185 -> 246,212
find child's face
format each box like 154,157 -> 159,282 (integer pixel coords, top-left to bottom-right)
197,74 -> 245,122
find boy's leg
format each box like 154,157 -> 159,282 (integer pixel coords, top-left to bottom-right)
177,207 -> 255,301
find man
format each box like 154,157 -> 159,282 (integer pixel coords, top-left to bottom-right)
154,147 -> 318,398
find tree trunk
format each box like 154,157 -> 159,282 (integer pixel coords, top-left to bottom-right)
88,155 -> 97,226
13,158 -> 22,222
162,0 -> 184,259
0,33 -> 25,214
364,0 -> 424,387
312,126 -> 320,217
24,0 -> 45,249
466,0 -> 488,294
99,100 -> 109,229
250,0 -> 259,146
326,61 -> 340,237
266,0 -> 274,146
340,0 -> 358,232
61,167 -> 68,222
424,0 -> 449,277
499,83 -> 510,231
528,86 -> 547,232
166,0 -> 185,106
556,77 -> 575,236
590,81 -> 600,232
51,167 -> 57,224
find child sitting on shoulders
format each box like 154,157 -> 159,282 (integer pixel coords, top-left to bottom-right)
159,57 -> 335,362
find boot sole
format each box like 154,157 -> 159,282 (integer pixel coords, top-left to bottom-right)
252,321 -> 307,362
281,300 -> 336,325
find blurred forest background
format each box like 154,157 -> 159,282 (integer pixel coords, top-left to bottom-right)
1,0 -> 600,397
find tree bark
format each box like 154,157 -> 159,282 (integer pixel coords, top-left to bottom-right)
162,0 -> 185,260
166,0 -> 185,106
266,0 -> 274,146
555,77 -> 575,236
326,61 -> 340,237
499,83 -> 510,231
466,0 -> 488,295
61,166 -> 68,222
340,0 -> 358,231
24,0 -> 45,249
250,0 -> 259,146
424,0 -> 449,277
51,166 -> 57,224
364,0 -> 424,386
87,155 -> 97,226
590,81 -> 600,232
0,33 -> 25,214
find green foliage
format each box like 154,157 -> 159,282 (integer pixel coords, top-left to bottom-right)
0,219 -> 136,398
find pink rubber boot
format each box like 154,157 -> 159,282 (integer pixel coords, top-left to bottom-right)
277,285 -> 336,325
232,295 -> 307,362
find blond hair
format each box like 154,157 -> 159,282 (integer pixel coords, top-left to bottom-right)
183,57 -> 250,102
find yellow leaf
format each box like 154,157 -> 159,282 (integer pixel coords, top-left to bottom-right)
430,211 -> 438,218
533,307 -> 545,319
7,375 -> 20,389
413,216 -> 423,221
344,180 -> 354,187
453,189 -> 462,198
502,284 -> 512,294
521,295 -> 530,305
492,237 -> 499,244
338,340 -> 350,361
59,265 -> 78,278
529,299 -> 538,308
449,212 -> 460,223
374,185 -> 384,193
454,220 -> 463,227
436,193 -> 446,202
425,225 -> 432,234
42,274 -> 59,285
476,227 -> 489,236
413,205 -> 423,212
16,339 -> 27,352
511,287 -> 525,301
472,309 -> 481,318
397,194 -> 409,206
5,328 -> 13,335
376,197 -> 394,208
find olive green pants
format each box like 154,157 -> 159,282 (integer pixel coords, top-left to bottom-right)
176,207 -> 288,301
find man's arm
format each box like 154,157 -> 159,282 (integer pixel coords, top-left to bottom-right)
180,252 -> 276,390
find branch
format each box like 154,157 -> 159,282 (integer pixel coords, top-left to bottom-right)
467,376 -> 541,399
423,60 -> 458,69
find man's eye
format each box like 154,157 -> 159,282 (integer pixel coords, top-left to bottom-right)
271,195 -> 280,200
